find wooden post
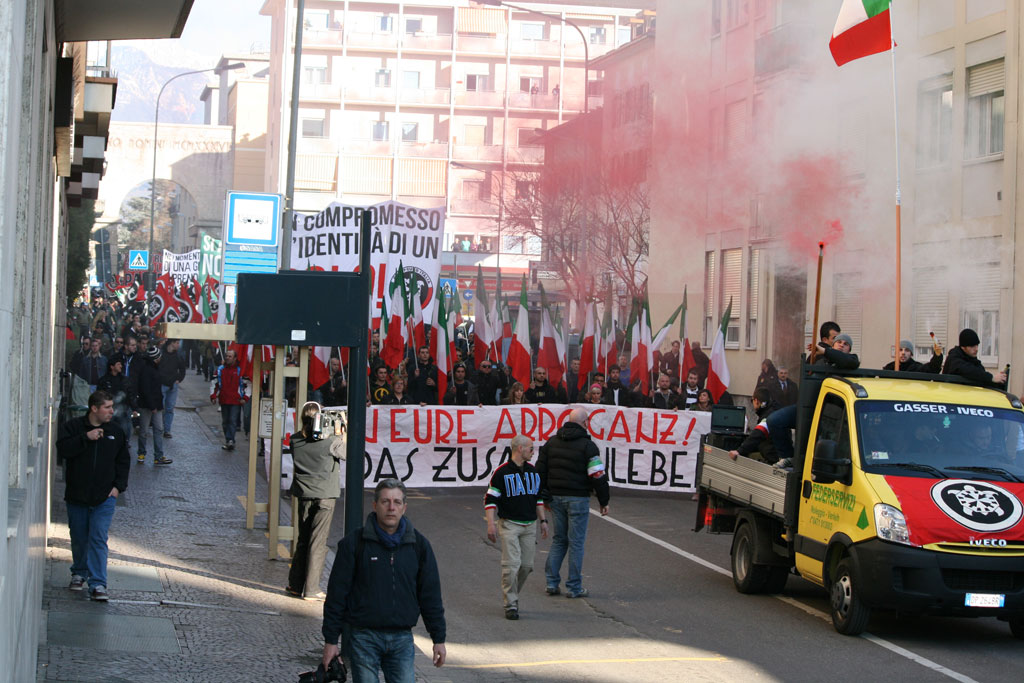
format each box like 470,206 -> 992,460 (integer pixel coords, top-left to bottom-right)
245,349 -> 266,529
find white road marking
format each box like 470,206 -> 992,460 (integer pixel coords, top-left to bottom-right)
591,509 -> 980,683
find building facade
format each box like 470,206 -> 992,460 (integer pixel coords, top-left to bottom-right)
259,0 -> 649,280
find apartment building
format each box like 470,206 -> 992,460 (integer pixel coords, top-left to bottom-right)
259,0 -> 650,279
648,0 -> 1022,397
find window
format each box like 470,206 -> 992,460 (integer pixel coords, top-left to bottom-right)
724,100 -> 746,158
720,248 -> 741,347
452,234 -> 474,252
711,0 -> 722,34
966,60 -> 1004,158
524,235 -> 542,255
466,74 -> 491,91
403,71 -> 420,89
726,0 -> 749,29
814,394 -> 851,465
301,117 -> 325,137
704,251 -> 716,346
917,75 -> 952,167
304,10 -> 329,30
520,76 -> 543,94
517,128 -> 541,147
375,69 -> 392,87
378,15 -> 393,32
962,259 -> 1000,362
746,248 -> 760,348
401,122 -> 419,142
912,266 -> 948,358
963,310 -> 999,360
590,26 -> 607,44
372,121 -> 390,141
405,17 -> 423,33
521,22 -> 544,40
302,55 -> 328,84
462,175 -> 490,200
463,124 -> 485,146
515,180 -> 534,199
617,26 -> 631,45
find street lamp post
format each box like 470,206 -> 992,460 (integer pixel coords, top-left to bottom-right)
148,63 -> 245,287
481,0 -> 590,114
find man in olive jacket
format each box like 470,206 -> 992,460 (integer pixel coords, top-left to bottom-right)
56,390 -> 130,601
286,402 -> 346,600
535,407 -> 610,599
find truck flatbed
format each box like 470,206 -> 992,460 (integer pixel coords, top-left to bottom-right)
699,444 -> 788,519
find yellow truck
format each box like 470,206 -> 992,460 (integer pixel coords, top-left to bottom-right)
695,363 -> 1024,636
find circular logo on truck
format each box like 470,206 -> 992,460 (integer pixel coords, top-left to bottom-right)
930,479 -> 1024,532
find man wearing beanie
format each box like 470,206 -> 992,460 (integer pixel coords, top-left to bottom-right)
884,338 -> 943,373
942,328 -> 1007,388
137,346 -> 172,465
814,333 -> 860,370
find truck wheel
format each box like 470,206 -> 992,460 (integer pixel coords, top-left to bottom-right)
763,566 -> 789,594
830,558 -> 870,635
732,524 -> 768,594
1009,618 -> 1024,639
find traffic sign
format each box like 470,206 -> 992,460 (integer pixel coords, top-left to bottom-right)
128,250 -> 149,270
463,288 -> 474,301
440,278 -> 457,297
221,191 -> 282,285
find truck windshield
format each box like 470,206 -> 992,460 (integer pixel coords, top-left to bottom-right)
855,401 -> 1024,481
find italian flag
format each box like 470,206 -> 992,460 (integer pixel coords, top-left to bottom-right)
706,297 -> 733,402
680,286 -> 697,383
578,300 -> 597,391
629,293 -> 653,396
432,290 -> 451,404
473,265 -> 492,367
651,301 -> 684,359
309,346 -> 331,391
601,293 -> 617,375
538,283 -> 563,388
506,276 -> 532,387
380,262 -> 409,369
830,0 -> 891,67
408,275 -> 426,352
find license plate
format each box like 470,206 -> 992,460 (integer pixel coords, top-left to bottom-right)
964,593 -> 1005,608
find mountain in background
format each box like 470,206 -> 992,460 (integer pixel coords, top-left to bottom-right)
110,46 -> 213,124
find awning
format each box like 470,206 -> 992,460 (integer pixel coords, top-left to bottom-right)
457,8 -> 507,35
54,0 -> 195,42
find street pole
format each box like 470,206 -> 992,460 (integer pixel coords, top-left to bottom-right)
280,0 -> 307,272
345,209 -> 373,534
149,63 -> 244,289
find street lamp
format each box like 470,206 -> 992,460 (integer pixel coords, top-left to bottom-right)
148,62 -> 245,286
480,0 -> 590,114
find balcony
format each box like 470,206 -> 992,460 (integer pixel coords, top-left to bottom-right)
399,141 -> 449,157
303,27 -> 344,47
509,92 -> 559,110
507,146 -> 544,164
452,144 -> 504,162
456,34 -> 504,54
402,32 -> 453,51
298,137 -> 339,155
401,87 -> 451,106
343,139 -> 392,155
510,38 -> 562,57
453,89 -> 505,108
347,31 -> 399,50
344,85 -> 396,104
299,82 -> 342,102
450,198 -> 498,215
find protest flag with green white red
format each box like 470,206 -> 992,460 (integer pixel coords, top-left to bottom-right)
507,276 -> 532,388
706,298 -> 733,402
380,263 -> 409,369
578,300 -> 597,391
829,0 -> 891,67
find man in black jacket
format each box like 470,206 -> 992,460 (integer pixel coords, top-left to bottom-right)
322,479 -> 447,678
443,363 -> 478,405
884,338 -> 943,373
158,338 -> 187,438
137,346 -> 172,465
942,328 -> 1007,387
535,407 -> 610,599
728,387 -> 779,464
56,391 -> 130,601
407,345 -> 438,405
474,359 -> 507,405
602,365 -> 632,407
286,402 -> 346,601
525,366 -> 566,404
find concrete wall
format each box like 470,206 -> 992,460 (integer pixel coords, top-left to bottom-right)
0,0 -> 62,678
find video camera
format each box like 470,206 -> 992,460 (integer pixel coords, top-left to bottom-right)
307,403 -> 347,441
297,655 -> 346,683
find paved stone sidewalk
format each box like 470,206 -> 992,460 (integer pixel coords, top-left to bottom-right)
37,370 -> 448,682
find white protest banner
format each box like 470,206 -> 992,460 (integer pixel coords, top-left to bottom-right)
288,200 -> 444,323
282,404 -> 711,493
162,249 -> 201,285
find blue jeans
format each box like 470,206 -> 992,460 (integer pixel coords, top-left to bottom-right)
221,403 -> 240,443
161,383 -> 179,433
766,405 -> 797,460
347,627 -> 415,683
67,496 -> 117,590
138,408 -> 164,458
545,495 -> 591,593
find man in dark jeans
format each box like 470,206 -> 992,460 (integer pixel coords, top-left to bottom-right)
210,348 -> 248,450
286,402 -> 346,601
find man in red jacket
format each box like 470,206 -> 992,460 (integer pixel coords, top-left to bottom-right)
210,348 -> 248,451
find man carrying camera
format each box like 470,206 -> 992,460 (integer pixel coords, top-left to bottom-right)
322,479 -> 446,682
286,402 -> 346,601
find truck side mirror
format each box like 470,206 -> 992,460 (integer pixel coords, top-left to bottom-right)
811,439 -> 852,485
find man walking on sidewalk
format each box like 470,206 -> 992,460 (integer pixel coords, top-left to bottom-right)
158,338 -> 187,438
137,346 -> 172,465
210,348 -> 248,450
536,407 -> 610,599
484,434 -> 547,620
56,391 -> 130,601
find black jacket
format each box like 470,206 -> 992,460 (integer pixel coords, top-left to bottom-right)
443,380 -> 478,406
737,402 -> 778,463
772,380 -> 799,407
56,416 -> 130,506
536,422 -> 610,506
97,372 -> 131,416
136,358 -> 164,410
942,346 -> 1004,387
649,390 -> 677,410
884,352 -> 943,374
814,346 -> 861,370
408,360 -> 439,405
475,369 -> 508,406
525,379 -> 566,404
601,380 -> 632,407
323,513 -> 446,645
317,372 -> 348,406
290,433 -> 343,499
158,349 -> 187,386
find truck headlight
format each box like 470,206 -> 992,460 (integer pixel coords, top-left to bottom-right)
874,504 -> 911,545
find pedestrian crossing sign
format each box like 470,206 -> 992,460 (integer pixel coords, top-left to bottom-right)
128,250 -> 149,270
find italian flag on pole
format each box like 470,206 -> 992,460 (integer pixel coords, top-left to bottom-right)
506,276 -> 532,388
706,297 -> 733,403
829,0 -> 892,67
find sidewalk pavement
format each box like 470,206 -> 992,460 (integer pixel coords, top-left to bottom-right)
37,370 -> 448,682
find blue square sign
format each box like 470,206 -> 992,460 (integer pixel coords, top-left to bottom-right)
128,250 -> 149,271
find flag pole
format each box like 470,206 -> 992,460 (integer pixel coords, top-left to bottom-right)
810,242 -> 824,363
889,0 -> 903,370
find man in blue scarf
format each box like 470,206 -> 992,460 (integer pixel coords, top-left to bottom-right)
321,479 -> 447,682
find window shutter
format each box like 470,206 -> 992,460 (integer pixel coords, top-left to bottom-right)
721,248 -> 742,316
962,263 -> 1000,312
833,272 -> 863,351
921,72 -> 953,91
912,267 -> 948,351
724,101 -> 745,157
704,251 -> 716,317
968,59 -> 1004,97
747,248 -> 760,320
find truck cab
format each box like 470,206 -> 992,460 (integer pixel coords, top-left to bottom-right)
696,363 -> 1024,636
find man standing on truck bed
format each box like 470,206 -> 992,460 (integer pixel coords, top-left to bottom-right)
536,407 -> 609,599
942,328 -> 1007,388
884,338 -> 943,373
